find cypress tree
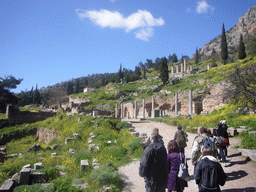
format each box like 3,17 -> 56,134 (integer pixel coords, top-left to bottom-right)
221,23 -> 228,64
159,57 -> 169,85
238,34 -> 246,60
195,48 -> 199,65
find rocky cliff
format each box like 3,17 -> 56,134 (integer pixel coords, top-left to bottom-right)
198,5 -> 256,58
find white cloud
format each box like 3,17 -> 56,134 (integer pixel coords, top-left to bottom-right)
196,0 -> 214,14
135,28 -> 153,41
75,9 -> 165,41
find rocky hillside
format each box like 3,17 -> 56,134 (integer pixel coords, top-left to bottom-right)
198,5 -> 256,57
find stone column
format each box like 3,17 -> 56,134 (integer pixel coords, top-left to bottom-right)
176,65 -> 179,73
175,93 -> 178,116
189,90 -> 192,115
152,97 -> 155,118
190,66 -> 193,71
115,104 -> 118,118
134,101 -> 137,119
207,64 -> 210,70
142,99 -> 145,119
171,66 -> 174,74
121,103 -> 123,119
181,63 -> 184,73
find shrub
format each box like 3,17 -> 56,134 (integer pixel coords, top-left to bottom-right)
42,167 -> 60,181
90,164 -> 126,188
53,177 -> 82,192
241,132 -> 256,149
14,183 -> 54,192
127,137 -> 143,155
116,121 -> 131,129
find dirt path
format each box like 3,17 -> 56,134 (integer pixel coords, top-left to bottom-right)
119,120 -> 256,192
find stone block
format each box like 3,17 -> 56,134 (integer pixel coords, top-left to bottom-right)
65,138 -> 75,145
240,126 -> 248,129
80,160 -> 89,172
12,173 -> 20,183
89,132 -> 94,137
249,131 -> 256,138
19,168 -> 31,185
89,144 -> 95,153
91,135 -> 96,139
0,148 -> 6,153
69,148 -> 75,153
238,149 -> 256,162
51,153 -> 56,157
51,144 -> 58,150
92,158 -> 98,163
45,146 -> 52,150
22,164 -> 31,169
72,178 -> 88,189
0,179 -> 16,192
30,172 -> 46,184
237,128 -> 247,133
129,128 -> 135,132
73,133 -> 79,139
227,127 -> 237,136
132,132 -> 139,137
34,162 -> 43,169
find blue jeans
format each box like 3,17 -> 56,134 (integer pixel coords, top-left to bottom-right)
218,146 -> 227,162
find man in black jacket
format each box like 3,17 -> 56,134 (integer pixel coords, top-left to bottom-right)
139,131 -> 168,192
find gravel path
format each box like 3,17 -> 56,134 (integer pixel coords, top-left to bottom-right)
119,120 -> 256,192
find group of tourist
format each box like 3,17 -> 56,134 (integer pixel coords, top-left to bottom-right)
139,121 -> 230,192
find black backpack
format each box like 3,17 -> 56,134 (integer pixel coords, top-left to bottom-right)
200,158 -> 218,191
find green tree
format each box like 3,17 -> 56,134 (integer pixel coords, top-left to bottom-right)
211,48 -> 218,67
195,48 -> 199,65
0,76 -> 23,112
118,64 -> 124,82
75,79 -> 80,93
159,57 -> 169,85
33,84 -> 41,104
221,23 -> 228,64
66,81 -> 73,95
238,34 -> 246,60
224,63 -> 256,110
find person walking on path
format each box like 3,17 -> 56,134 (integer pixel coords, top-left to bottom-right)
139,131 -> 168,192
174,125 -> 188,154
191,127 -> 217,171
213,120 -> 229,164
144,128 -> 164,149
194,146 -> 227,192
166,140 -> 188,192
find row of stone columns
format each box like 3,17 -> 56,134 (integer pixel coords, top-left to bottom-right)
115,90 -> 193,119
171,60 -> 193,74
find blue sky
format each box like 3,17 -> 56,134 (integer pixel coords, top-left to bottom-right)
1,0 -> 255,93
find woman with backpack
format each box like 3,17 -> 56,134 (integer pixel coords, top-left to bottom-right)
195,146 -> 227,192
166,140 -> 188,192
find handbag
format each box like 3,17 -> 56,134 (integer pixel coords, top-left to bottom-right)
177,153 -> 190,181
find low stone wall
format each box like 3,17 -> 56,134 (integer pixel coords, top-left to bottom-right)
0,128 -> 37,145
6,105 -> 56,125
36,128 -> 60,144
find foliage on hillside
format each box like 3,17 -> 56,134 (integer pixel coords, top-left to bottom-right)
0,115 -> 143,191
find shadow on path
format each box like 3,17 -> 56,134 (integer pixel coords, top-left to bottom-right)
225,157 -> 250,167
227,152 -> 242,158
226,170 -> 248,181
222,187 -> 256,192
